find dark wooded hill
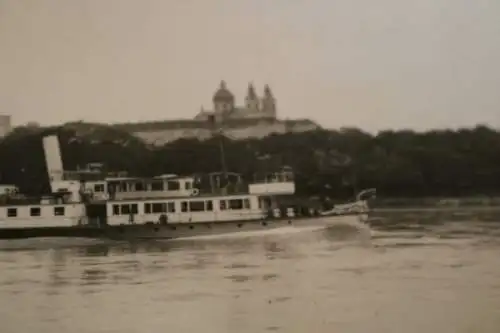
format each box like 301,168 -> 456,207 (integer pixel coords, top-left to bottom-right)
1,122 -> 499,199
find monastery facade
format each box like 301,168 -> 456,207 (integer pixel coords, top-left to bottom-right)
194,81 -> 277,122
117,81 -> 319,145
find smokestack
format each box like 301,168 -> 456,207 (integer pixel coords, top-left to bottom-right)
43,135 -> 64,183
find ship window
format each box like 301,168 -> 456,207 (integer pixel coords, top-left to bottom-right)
167,202 -> 175,213
185,182 -> 192,190
135,182 -> 144,191
54,206 -> 65,216
189,201 -> 205,212
121,204 -> 130,215
228,199 -> 243,210
94,184 -> 105,192
120,182 -> 128,192
181,201 -> 188,212
151,181 -> 164,191
206,200 -> 213,211
243,198 -> 250,209
144,203 -> 151,214
30,207 -> 41,217
168,181 -> 180,191
121,204 -> 138,215
220,200 -> 227,210
113,204 -> 120,215
152,203 -> 166,213
7,208 -> 17,217
108,181 -> 119,192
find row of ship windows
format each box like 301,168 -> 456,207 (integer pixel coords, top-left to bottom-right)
112,198 -> 251,216
6,206 -> 66,218
92,180 -> 186,193
3,198 -> 253,218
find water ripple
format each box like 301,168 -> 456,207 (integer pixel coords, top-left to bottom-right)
1,211 -> 500,333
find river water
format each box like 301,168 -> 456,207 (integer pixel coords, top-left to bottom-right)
1,211 -> 500,333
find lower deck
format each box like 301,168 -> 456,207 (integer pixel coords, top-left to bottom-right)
102,194 -> 269,225
0,194 -> 369,230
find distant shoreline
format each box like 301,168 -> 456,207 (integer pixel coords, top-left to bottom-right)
373,206 -> 500,213
371,196 -> 500,213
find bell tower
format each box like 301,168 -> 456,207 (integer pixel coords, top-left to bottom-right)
261,84 -> 276,119
245,82 -> 260,112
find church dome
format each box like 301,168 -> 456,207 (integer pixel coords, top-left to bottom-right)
213,80 -> 234,102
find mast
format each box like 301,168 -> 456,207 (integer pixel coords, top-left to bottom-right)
218,132 -> 228,178
208,115 -> 228,186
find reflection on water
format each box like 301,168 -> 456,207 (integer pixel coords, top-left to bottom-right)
1,211 -> 500,333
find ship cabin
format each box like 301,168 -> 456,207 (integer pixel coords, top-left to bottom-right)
104,194 -> 263,225
249,167 -> 295,195
81,174 -> 197,201
0,181 -> 86,228
84,168 -> 297,226
0,184 -> 19,196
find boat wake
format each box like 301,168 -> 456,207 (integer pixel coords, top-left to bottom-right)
170,217 -> 373,243
0,217 -> 375,252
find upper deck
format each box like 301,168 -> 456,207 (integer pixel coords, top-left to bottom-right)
84,174 -> 197,201
249,169 -> 295,195
79,168 -> 295,202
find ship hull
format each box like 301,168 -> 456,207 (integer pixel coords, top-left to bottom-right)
0,213 -> 368,241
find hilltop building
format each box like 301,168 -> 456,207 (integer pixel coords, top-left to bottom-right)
1,82 -> 319,145
116,81 -> 319,145
194,81 -> 277,122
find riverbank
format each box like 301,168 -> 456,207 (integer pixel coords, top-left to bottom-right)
374,196 -> 500,207
371,196 -> 500,214
373,206 -> 500,213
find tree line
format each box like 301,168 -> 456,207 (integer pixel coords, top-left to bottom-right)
1,123 -> 499,199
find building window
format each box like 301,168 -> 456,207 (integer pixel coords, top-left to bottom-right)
185,182 -> 192,190
7,208 -> 17,217
131,204 -> 138,214
30,207 -> 41,217
228,199 -> 243,210
167,202 -> 175,213
144,203 -> 151,214
206,200 -> 213,211
189,201 -> 205,212
113,204 -> 120,215
54,206 -> 65,216
152,203 -> 166,213
181,201 -> 188,212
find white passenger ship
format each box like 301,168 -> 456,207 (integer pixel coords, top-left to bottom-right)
0,135 -> 376,240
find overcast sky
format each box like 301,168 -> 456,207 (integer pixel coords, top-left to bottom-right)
1,0 -> 499,132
